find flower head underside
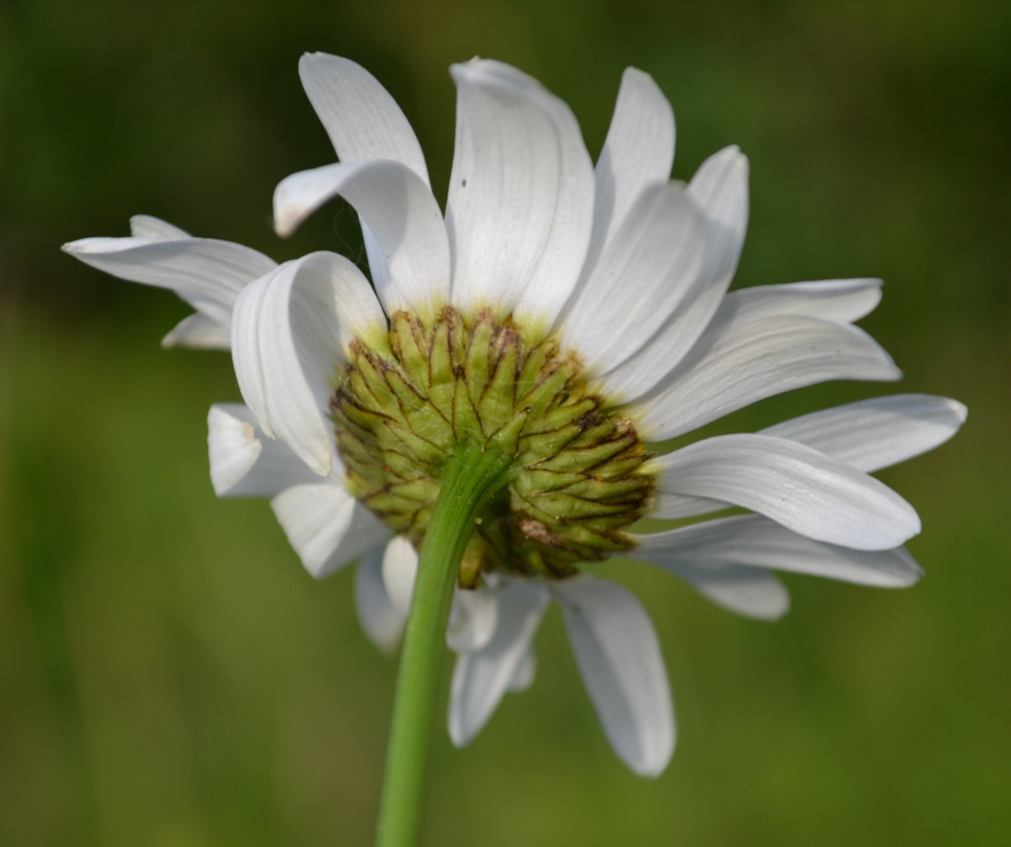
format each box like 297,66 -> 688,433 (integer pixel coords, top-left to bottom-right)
62,52 -> 967,779
334,306 -> 654,582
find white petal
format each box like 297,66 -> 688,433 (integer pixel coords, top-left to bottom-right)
724,277 -> 883,324
447,586 -> 499,653
630,314 -> 901,442
650,492 -> 730,520
595,147 -> 749,401
687,146 -> 750,281
648,434 -> 920,550
552,575 -> 674,777
129,214 -> 190,239
171,291 -> 234,329
381,536 -> 419,619
298,52 -> 430,185
273,160 -> 449,317
271,483 -> 390,579
656,395 -> 964,535
611,276 -> 882,399
508,644 -> 537,692
446,59 -> 595,328
354,546 -> 407,655
230,251 -> 384,475
561,182 -> 708,373
604,272 -> 877,406
62,234 -> 276,311
448,579 -> 550,747
761,394 -> 968,473
207,403 -> 322,497
162,312 -> 232,350
583,67 -> 675,279
208,404 -> 261,495
648,559 -> 791,620
631,514 -> 924,588
297,54 -> 435,299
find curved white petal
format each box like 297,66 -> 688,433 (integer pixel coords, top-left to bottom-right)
162,312 -> 232,350
207,404 -> 323,497
596,146 -> 749,401
298,52 -> 430,184
561,182 -> 708,373
725,278 -> 883,326
381,536 -> 419,619
129,215 -> 190,239
62,234 -> 276,309
650,492 -> 730,520
448,579 -> 550,747
552,575 -> 674,777
583,67 -> 675,279
631,514 -> 924,588
630,314 -> 901,442
648,434 -> 920,550
208,404 -> 262,495
446,59 -> 594,327
604,272 -> 878,407
649,559 -> 791,620
687,146 -> 750,284
273,160 -> 449,317
508,643 -> 537,692
616,276 -> 883,398
761,394 -> 967,473
447,586 -> 499,653
604,271 -> 881,408
271,483 -> 390,579
646,394 -> 965,525
354,546 -> 407,655
231,251 -> 384,475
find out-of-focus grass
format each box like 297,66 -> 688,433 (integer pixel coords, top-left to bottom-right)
1,1 -> 1009,845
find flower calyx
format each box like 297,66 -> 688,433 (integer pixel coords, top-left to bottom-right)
332,307 -> 655,582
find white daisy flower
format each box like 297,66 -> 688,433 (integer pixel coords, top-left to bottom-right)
65,53 -> 966,780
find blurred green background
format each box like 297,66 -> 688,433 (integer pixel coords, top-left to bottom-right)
1,0 -> 1009,844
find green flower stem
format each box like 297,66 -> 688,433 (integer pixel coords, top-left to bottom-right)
375,440 -> 514,847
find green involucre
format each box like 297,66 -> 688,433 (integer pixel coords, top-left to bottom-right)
332,307 -> 655,581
